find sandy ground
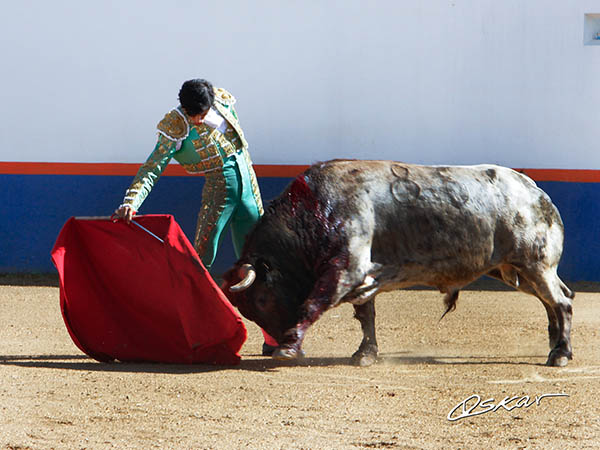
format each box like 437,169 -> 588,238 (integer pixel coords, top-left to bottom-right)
0,275 -> 599,449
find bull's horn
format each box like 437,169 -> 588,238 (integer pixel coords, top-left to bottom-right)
229,264 -> 256,292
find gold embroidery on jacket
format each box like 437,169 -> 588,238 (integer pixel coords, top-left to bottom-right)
241,148 -> 264,215
194,169 -> 227,260
155,135 -> 174,155
187,124 -> 224,173
122,136 -> 176,207
214,87 -> 236,105
157,109 -> 188,140
213,102 -> 248,149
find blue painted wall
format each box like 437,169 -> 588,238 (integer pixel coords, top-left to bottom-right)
1,174 -> 597,281
0,174 -> 291,276
537,181 -> 600,282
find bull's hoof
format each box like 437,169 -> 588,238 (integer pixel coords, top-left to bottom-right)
350,351 -> 378,367
262,343 -> 278,356
272,347 -> 305,361
546,355 -> 569,367
546,349 -> 572,367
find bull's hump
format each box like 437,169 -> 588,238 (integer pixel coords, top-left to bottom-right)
316,159 -> 393,175
310,160 -> 392,189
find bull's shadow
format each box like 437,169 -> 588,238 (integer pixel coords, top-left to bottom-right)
376,352 -> 547,366
0,352 -> 547,373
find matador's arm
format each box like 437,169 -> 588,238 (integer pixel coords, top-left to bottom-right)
118,109 -> 188,213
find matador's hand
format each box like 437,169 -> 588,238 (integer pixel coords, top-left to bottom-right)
114,205 -> 136,224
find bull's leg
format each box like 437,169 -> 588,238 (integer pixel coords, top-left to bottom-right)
488,267 -> 560,349
351,299 -> 378,366
542,302 -> 560,350
273,228 -> 379,361
516,277 -> 561,349
516,278 -> 561,350
522,268 -> 573,367
272,268 -> 347,361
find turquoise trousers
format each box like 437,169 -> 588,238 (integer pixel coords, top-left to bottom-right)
196,151 -> 262,271
194,153 -> 278,347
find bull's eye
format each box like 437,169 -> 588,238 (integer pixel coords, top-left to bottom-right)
255,296 -> 268,312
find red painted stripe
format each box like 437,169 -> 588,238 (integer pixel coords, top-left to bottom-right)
0,162 -> 144,176
0,162 -> 310,178
516,169 -> 600,183
0,162 -> 598,182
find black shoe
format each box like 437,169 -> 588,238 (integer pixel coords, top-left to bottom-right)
262,343 -> 277,356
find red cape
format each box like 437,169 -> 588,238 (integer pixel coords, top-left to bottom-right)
51,215 -> 246,365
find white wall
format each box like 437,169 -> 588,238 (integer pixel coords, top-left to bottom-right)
1,0 -> 599,168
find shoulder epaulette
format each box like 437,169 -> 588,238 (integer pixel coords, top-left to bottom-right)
157,108 -> 189,141
214,87 -> 236,106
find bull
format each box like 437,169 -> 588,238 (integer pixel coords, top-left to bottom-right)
222,160 -> 574,367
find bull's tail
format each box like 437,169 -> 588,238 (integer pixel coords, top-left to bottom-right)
439,289 -> 460,321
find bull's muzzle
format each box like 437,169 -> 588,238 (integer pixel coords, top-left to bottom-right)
229,264 -> 256,292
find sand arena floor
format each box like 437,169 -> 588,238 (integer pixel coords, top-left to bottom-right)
0,274 -> 599,449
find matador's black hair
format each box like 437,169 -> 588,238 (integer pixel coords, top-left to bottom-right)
178,79 -> 215,116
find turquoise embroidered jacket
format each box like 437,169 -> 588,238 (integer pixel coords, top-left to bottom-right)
120,88 -> 263,214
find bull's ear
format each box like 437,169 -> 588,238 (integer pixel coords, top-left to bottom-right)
256,258 -> 271,272
257,258 -> 271,273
